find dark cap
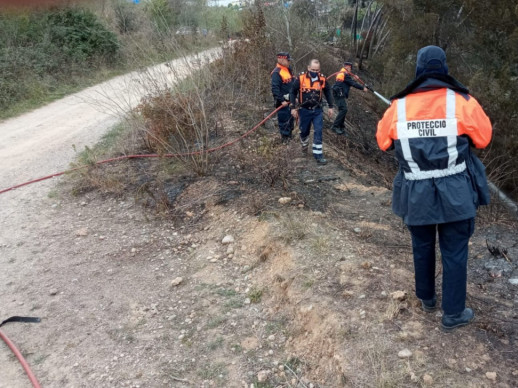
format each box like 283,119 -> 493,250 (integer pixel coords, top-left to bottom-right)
277,52 -> 291,60
343,61 -> 353,67
416,45 -> 448,77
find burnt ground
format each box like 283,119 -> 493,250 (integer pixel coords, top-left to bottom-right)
1,91 -> 517,388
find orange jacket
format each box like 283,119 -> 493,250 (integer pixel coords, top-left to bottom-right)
289,72 -> 334,109
376,85 -> 492,225
271,64 -> 294,104
335,67 -> 349,82
377,88 -> 492,152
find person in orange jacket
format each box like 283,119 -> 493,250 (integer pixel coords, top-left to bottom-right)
271,52 -> 295,143
376,45 -> 492,331
289,59 -> 334,165
331,61 -> 367,136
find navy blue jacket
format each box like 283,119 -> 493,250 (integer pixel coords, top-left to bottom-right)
377,75 -> 492,225
332,74 -> 363,99
271,64 -> 294,107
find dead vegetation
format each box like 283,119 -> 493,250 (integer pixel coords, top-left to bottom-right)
55,19 -> 518,388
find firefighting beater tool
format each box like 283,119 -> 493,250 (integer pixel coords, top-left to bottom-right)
0,316 -> 42,388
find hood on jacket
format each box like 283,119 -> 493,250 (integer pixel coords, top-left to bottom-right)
415,45 -> 448,78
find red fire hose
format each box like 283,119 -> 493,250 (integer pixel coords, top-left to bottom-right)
0,316 -> 42,388
0,105 -> 283,195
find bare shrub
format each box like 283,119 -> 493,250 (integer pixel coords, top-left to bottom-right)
137,90 -> 210,175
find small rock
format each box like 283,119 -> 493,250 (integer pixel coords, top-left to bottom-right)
226,245 -> 234,254
278,197 -> 292,205
75,228 -> 88,237
257,370 -> 269,382
222,235 -> 234,244
423,374 -> 433,385
170,277 -> 183,287
361,261 -> 372,269
268,335 -> 275,341
300,304 -> 313,314
485,372 -> 497,381
391,291 -> 407,301
49,289 -> 58,296
489,269 -> 502,278
508,278 -> 518,285
353,227 -> 362,234
398,348 -> 412,359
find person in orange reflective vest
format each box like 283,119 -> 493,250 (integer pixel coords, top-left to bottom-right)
271,52 -> 295,143
331,61 -> 367,135
289,59 -> 334,165
376,45 -> 492,331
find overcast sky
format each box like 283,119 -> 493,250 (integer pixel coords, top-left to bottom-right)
208,0 -> 237,6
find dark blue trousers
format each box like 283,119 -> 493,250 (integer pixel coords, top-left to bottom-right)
331,97 -> 348,131
299,107 -> 323,159
277,105 -> 294,137
407,218 -> 475,315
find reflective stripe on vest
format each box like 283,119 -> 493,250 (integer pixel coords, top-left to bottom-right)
396,89 -> 466,180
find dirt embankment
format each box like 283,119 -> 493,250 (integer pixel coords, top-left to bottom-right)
1,55 -> 517,387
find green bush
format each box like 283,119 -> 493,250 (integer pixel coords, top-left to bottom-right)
0,7 -> 120,113
46,8 -> 119,64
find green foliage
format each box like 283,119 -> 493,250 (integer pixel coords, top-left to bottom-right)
46,8 -> 119,63
145,0 -> 175,34
0,7 -> 119,113
219,15 -> 229,40
373,0 -> 518,196
248,287 -> 263,303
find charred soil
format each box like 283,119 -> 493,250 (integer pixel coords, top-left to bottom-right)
1,96 -> 517,388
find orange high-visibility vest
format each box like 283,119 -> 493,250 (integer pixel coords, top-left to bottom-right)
377,88 -> 492,180
298,73 -> 326,104
335,67 -> 350,82
271,64 -> 293,83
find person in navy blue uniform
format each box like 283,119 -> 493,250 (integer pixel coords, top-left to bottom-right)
331,61 -> 367,135
271,52 -> 295,143
376,46 -> 492,331
289,59 -> 334,165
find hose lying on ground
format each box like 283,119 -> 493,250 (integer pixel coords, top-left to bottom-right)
0,316 -> 42,388
0,106 -> 283,195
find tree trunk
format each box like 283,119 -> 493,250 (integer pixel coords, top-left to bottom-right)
359,6 -> 382,68
351,1 -> 359,55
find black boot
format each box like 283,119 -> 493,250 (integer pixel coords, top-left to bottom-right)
441,308 -> 474,332
331,127 -> 345,135
420,294 -> 437,312
281,135 -> 291,144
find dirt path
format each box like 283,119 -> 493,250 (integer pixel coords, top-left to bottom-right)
0,46 -> 516,387
0,48 -> 221,387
